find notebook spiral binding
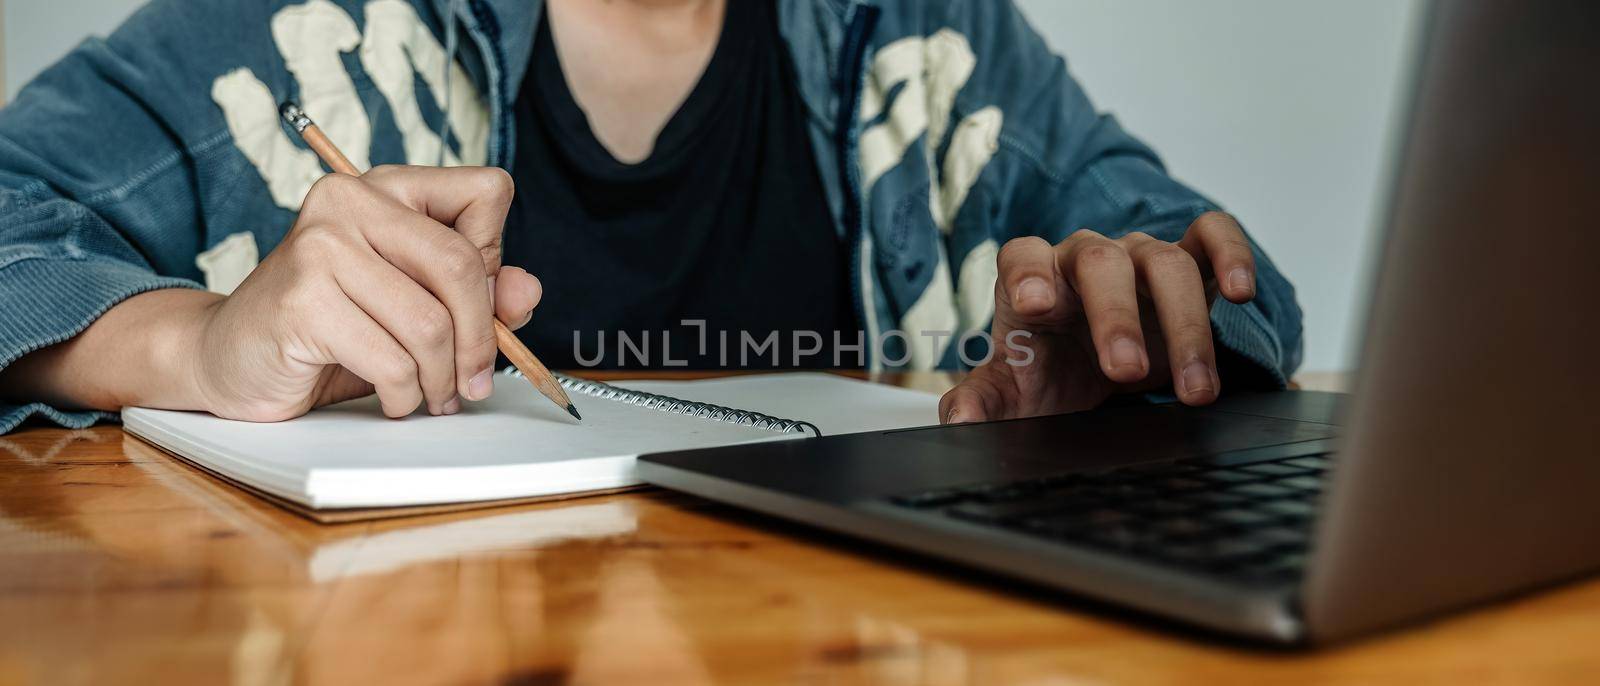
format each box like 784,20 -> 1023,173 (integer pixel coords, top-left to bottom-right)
503,368 -> 822,437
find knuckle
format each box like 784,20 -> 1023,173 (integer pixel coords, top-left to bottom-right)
468,325 -> 497,353
381,353 -> 420,387
282,281 -> 325,316
1143,244 -> 1197,272
461,326 -> 498,363
426,233 -> 484,281
1221,236 -> 1255,257
1194,210 -> 1237,232
1075,240 -> 1127,266
306,172 -> 361,204
442,242 -> 485,282
363,165 -> 415,203
998,236 -> 1047,262
1170,320 -> 1214,344
413,304 -> 454,347
477,236 -> 503,269
1067,228 -> 1106,244
293,224 -> 349,255
367,164 -> 406,179
1098,305 -> 1143,326
473,167 -> 516,204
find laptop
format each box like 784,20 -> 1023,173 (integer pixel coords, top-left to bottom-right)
637,0 -> 1600,644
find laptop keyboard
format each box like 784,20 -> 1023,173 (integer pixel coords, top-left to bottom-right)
886,451 -> 1333,586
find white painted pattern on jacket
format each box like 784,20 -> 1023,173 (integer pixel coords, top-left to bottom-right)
857,30 -> 1005,369
361,0 -> 488,168
212,67 -> 324,210
273,0 -> 371,172
212,0 -> 490,212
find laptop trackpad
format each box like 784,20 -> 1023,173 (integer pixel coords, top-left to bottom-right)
888,401 -> 1340,475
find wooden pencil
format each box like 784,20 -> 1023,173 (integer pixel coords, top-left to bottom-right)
279,102 -> 581,421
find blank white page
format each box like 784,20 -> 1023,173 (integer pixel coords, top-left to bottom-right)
614,373 -> 942,436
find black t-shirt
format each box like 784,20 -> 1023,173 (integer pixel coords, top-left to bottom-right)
501,0 -> 857,370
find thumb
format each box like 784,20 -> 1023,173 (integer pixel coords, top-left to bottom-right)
494,267 -> 542,329
361,165 -> 515,274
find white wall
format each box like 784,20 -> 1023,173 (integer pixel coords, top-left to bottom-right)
4,0 -> 141,101
0,0 -> 6,100
4,0 -> 1422,371
1014,0 -> 1425,372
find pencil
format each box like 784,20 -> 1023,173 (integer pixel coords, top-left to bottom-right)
278,102 -> 581,421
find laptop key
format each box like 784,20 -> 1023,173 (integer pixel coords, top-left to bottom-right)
1018,515 -> 1089,537
1118,463 -> 1203,483
1121,461 -> 1191,476
1151,541 -> 1210,563
1202,539 -> 1272,562
1259,499 -> 1318,520
947,500 -> 1064,524
1019,507 -> 1133,538
1228,483 -> 1300,499
1283,455 -> 1332,471
1129,498 -> 1196,517
1095,483 -> 1162,501
1151,516 -> 1215,539
1077,469 -> 1146,485
1240,463 -> 1313,478
1198,469 -> 1262,485
1279,475 -> 1324,492
1236,553 -> 1308,583
1244,526 -> 1311,551
1179,491 -> 1251,509
1197,450 -> 1314,469
1086,524 -> 1165,553
1209,508 -> 1276,528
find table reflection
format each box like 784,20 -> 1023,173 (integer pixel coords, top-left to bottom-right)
0,429 -> 1034,685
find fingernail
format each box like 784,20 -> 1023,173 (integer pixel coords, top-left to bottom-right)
467,368 -> 494,401
1182,361 -> 1216,397
1016,277 -> 1051,309
1110,337 -> 1144,371
1228,268 -> 1254,297
441,396 -> 461,415
945,407 -> 965,424
487,275 -> 497,309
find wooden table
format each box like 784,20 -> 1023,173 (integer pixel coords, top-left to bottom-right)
2,371 -> 1595,685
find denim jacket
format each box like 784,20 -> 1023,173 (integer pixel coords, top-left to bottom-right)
0,0 -> 1303,433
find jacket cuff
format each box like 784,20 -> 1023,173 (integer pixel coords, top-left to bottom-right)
0,403 -> 115,435
1210,297 -> 1290,389
0,256 -> 199,433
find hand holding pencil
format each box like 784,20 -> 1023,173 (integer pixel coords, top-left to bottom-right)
278,103 -> 580,420
69,103 -> 572,424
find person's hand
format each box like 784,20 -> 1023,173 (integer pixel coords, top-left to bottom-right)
940,212 -> 1256,423
193,165 -> 542,421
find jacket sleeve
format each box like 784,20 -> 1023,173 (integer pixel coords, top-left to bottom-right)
940,0 -> 1304,387
0,1 -> 262,434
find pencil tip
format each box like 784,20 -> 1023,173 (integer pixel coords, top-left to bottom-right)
566,404 -> 582,421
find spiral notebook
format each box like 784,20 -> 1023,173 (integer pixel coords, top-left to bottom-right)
122,372 -> 939,520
